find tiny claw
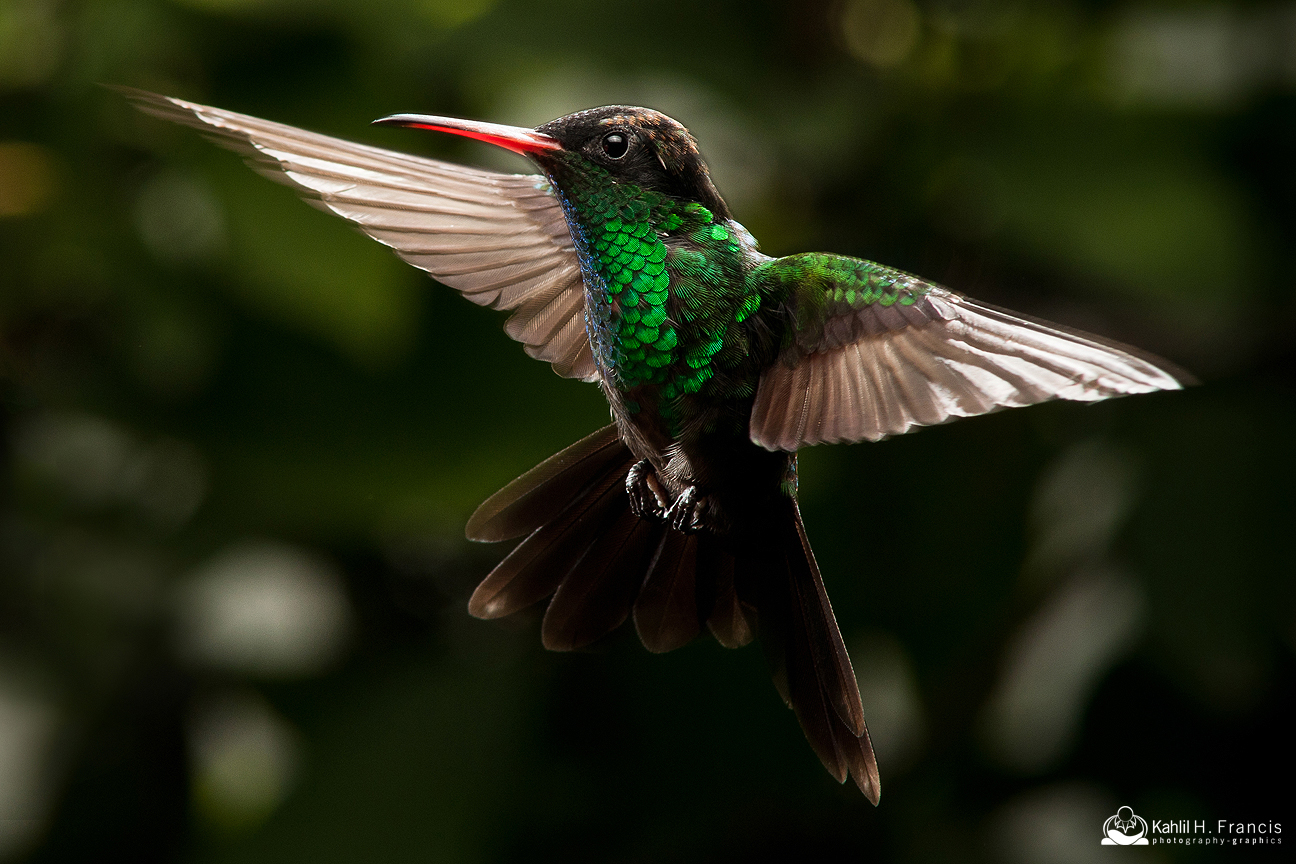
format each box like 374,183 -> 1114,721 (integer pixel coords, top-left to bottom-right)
627,460 -> 667,520
664,485 -> 702,533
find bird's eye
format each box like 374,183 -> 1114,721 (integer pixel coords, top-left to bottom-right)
601,132 -> 629,159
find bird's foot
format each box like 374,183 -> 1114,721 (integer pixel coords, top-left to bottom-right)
627,460 -> 668,521
627,463 -> 712,532
663,485 -> 710,533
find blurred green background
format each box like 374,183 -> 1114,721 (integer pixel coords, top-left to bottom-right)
1,0 -> 1293,861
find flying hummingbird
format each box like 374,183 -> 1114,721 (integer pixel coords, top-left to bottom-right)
123,89 -> 1187,803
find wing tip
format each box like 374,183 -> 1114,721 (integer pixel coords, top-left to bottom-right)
855,760 -> 882,805
111,85 -> 200,120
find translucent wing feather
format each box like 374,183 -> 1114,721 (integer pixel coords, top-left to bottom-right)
121,88 -> 595,381
751,254 -> 1188,451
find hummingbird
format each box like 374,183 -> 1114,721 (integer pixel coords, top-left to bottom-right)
123,89 -> 1187,803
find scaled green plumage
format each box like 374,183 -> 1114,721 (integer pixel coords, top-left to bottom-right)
547,151 -> 763,430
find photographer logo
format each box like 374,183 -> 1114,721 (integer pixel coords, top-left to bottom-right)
1102,806 -> 1149,845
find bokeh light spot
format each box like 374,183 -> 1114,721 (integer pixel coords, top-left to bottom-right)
133,169 -> 227,264
0,142 -> 56,217
188,689 -> 301,833
849,630 -> 926,773
420,0 -> 498,28
174,541 -> 353,677
14,412 -> 208,528
980,569 -> 1147,774
0,670 -> 60,860
842,0 -> 922,69
0,1 -> 63,88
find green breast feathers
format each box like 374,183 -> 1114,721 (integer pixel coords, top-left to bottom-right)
553,169 -> 762,404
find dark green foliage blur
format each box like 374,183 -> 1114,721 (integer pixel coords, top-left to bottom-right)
1,0 -> 1292,861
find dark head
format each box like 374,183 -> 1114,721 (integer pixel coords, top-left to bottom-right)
374,105 -> 730,219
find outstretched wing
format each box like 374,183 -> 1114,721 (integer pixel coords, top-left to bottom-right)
121,88 -> 595,381
750,253 -> 1188,451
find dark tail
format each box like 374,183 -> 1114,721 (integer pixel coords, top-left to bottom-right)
466,426 -> 880,803
738,497 -> 880,802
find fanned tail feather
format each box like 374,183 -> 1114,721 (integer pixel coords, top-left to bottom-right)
466,425 -> 627,542
634,532 -> 702,653
466,432 -> 880,802
467,464 -> 629,620
702,542 -> 756,649
542,507 -> 665,650
468,427 -> 667,652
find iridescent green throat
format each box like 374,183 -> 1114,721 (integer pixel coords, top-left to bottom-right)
543,157 -> 758,400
